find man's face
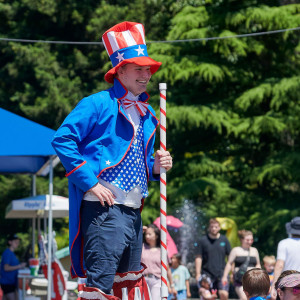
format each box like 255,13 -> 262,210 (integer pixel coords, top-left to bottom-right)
117,63 -> 152,96
209,222 -> 220,236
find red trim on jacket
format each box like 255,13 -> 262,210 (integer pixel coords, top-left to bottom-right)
70,209 -> 86,279
65,161 -> 87,177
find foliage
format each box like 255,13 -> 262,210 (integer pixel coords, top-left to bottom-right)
0,0 -> 300,260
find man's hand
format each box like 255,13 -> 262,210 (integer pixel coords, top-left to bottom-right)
271,259 -> 284,300
222,276 -> 228,286
87,183 -> 115,206
270,286 -> 277,300
153,150 -> 173,174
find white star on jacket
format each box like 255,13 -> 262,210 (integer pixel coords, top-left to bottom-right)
135,45 -> 145,56
105,160 -> 111,165
116,52 -> 125,62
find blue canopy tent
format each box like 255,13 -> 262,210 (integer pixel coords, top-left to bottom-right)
0,107 -> 59,299
0,107 -> 58,174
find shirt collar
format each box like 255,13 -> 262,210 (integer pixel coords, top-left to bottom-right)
250,296 -> 266,300
113,78 -> 150,103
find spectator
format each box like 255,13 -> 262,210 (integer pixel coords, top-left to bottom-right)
263,255 -> 276,299
141,224 -> 176,299
168,254 -> 191,300
222,230 -> 261,300
242,268 -> 270,300
0,234 -> 26,300
195,218 -> 231,300
198,274 -> 218,300
274,270 -> 300,300
271,217 -> 300,300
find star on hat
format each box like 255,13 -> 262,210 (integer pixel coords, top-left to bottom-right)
116,52 -> 125,63
135,45 -> 145,56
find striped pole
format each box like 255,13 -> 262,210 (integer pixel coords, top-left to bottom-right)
159,83 -> 168,299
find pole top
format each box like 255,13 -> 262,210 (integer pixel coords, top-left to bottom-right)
159,83 -> 167,90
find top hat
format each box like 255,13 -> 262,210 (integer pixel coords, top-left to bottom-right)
286,216 -> 300,235
102,21 -> 161,84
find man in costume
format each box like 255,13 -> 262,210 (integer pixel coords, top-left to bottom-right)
52,21 -> 172,300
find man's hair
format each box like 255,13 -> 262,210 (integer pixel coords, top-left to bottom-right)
208,218 -> 220,226
263,255 -> 276,265
242,268 -> 270,297
238,229 -> 253,240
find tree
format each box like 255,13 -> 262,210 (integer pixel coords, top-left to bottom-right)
0,0 -> 299,257
149,0 -> 300,255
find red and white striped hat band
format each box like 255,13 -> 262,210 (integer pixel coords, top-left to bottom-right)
102,21 -> 161,84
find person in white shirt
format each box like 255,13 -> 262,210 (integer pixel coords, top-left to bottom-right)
270,217 -> 300,300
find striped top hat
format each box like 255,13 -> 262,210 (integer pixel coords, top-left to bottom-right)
102,21 -> 162,84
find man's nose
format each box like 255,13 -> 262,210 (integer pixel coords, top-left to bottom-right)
142,70 -> 151,78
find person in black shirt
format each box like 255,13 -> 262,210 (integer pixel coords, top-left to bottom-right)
195,218 -> 231,300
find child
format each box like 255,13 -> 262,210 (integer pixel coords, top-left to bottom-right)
242,268 -> 270,300
198,274 -> 218,300
168,254 -> 191,300
263,255 -> 275,299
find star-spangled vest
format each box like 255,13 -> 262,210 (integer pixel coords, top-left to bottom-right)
100,118 -> 148,198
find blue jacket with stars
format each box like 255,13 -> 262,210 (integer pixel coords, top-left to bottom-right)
51,78 -> 159,278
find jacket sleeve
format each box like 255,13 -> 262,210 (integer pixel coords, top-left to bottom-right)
148,145 -> 159,181
51,97 -> 100,192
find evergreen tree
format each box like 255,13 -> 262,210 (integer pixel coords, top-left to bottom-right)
0,0 -> 299,256
149,0 -> 300,254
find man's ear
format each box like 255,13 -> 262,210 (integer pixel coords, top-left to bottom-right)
243,290 -> 250,298
117,65 -> 126,76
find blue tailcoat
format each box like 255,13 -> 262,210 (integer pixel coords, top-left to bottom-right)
52,79 -> 159,278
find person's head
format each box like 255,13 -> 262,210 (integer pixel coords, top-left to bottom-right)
7,233 -> 21,250
116,63 -> 152,96
242,268 -> 270,298
286,217 -> 300,238
263,255 -> 276,273
170,254 -> 181,268
275,270 -> 300,300
208,218 -> 221,236
144,224 -> 160,247
199,274 -> 212,290
238,229 -> 254,248
102,21 -> 161,86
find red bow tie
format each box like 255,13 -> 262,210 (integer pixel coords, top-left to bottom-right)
122,99 -> 149,116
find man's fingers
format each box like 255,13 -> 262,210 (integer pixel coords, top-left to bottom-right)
102,189 -> 115,206
97,195 -> 106,207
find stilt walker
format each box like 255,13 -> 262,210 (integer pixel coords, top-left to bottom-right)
159,83 -> 168,300
51,21 -> 174,300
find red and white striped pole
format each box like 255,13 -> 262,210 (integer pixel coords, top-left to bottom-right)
159,83 -> 168,299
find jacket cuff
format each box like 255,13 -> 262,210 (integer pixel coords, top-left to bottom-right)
66,161 -> 99,192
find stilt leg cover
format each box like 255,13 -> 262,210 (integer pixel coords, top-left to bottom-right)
78,285 -> 121,300
112,263 -> 152,300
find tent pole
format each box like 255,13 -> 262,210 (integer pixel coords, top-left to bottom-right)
47,157 -> 53,300
32,175 -> 36,257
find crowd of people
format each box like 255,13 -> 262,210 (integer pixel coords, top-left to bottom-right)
140,216 -> 300,300
162,216 -> 300,300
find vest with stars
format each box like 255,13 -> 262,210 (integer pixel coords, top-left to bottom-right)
99,117 -> 148,198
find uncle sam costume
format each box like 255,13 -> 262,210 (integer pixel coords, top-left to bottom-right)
52,22 -> 162,300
